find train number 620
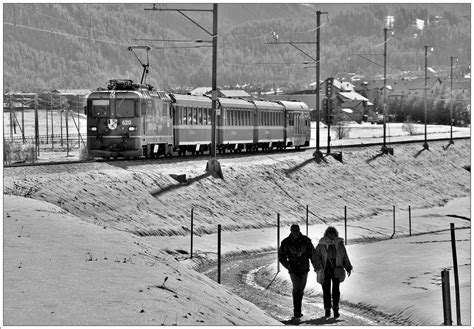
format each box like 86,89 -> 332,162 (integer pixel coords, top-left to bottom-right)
121,120 -> 132,125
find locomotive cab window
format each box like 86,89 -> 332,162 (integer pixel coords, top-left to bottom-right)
91,99 -> 110,117
116,99 -> 135,118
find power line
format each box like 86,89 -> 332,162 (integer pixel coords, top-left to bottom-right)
3,22 -> 131,47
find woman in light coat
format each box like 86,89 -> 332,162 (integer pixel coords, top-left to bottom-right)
312,226 -> 352,319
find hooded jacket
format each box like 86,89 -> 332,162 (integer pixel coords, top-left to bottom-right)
278,234 -> 314,274
312,236 -> 352,283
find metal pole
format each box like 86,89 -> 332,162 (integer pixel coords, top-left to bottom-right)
345,206 -> 347,245
306,205 -> 309,236
51,94 -> 54,149
316,10 -> 321,153
217,224 -> 221,284
382,28 -> 387,150
21,98 -> 25,143
60,109 -> 63,146
449,57 -> 456,145
34,94 -> 40,157
78,95 -> 81,147
211,4 -> 217,160
450,223 -> 462,325
46,100 -> 49,144
409,205 -> 412,236
391,205 -> 396,238
441,269 -> 453,325
190,208 -> 194,259
66,108 -> 70,157
277,213 -> 280,273
9,95 -> 13,141
423,45 -> 429,150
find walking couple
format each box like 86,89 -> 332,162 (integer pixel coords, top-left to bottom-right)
278,224 -> 353,320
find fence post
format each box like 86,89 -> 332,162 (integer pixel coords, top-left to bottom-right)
390,206 -> 396,238
66,107 -> 70,157
277,213 -> 280,273
441,269 -> 452,325
34,94 -> 40,157
409,205 -> 412,236
51,94 -> 54,149
190,208 -> 194,259
217,224 -> 221,284
344,206 -> 348,245
306,205 -> 309,236
450,223 -> 462,325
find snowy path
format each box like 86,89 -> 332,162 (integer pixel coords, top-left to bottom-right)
199,252 -> 401,325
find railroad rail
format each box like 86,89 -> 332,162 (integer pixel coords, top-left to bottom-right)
3,135 -> 470,168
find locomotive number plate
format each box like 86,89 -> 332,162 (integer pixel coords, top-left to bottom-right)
122,120 -> 132,125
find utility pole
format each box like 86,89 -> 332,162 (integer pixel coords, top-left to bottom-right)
145,4 -> 222,178
423,45 -> 432,150
381,27 -> 394,155
449,56 -> 457,146
314,10 -> 328,158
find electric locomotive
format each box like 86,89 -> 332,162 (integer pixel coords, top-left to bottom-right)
87,79 -> 173,159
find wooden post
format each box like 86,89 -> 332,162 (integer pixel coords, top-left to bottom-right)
217,224 -> 221,284
441,269 -> 452,325
344,206 -> 348,245
450,223 -> 462,325
306,205 -> 309,236
190,208 -> 194,259
277,213 -> 280,273
409,205 -> 412,236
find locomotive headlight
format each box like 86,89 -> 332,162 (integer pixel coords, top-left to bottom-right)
90,127 -> 97,131
128,126 -> 137,131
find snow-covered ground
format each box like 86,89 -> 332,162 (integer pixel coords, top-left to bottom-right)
3,139 -> 471,326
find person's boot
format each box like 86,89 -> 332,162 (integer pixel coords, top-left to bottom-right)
325,309 -> 331,317
333,308 -> 340,319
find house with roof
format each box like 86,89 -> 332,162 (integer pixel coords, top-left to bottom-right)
264,78 -> 371,123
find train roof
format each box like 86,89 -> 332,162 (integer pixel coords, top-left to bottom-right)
252,100 -> 285,111
171,93 -> 212,107
218,97 -> 255,109
277,100 -> 310,111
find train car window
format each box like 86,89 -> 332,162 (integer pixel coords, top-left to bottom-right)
182,106 -> 187,124
91,99 -> 110,117
162,103 -> 168,117
198,108 -> 202,125
186,107 -> 192,125
116,99 -> 135,118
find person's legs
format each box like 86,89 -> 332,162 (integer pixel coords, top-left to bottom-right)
321,278 -> 332,316
290,272 -> 308,317
332,277 -> 341,318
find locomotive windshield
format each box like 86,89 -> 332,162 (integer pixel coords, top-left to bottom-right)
91,99 -> 110,118
116,99 -> 135,118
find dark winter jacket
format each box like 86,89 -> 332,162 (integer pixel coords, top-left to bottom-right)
312,236 -> 352,283
278,234 -> 315,274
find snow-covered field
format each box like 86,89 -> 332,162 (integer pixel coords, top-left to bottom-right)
3,139 -> 471,326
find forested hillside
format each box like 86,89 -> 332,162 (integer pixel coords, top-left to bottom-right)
3,3 -> 470,92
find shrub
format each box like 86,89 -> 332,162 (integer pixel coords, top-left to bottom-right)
3,141 -> 36,164
402,122 -> 418,135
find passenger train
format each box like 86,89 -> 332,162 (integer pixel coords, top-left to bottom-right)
86,79 -> 311,159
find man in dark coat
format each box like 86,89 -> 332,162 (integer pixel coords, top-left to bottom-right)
278,224 -> 315,320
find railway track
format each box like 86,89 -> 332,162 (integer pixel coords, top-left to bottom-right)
4,135 -> 469,168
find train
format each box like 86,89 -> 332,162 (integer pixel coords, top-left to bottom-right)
86,79 -> 311,159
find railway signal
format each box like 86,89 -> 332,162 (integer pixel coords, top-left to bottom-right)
325,77 -> 334,98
